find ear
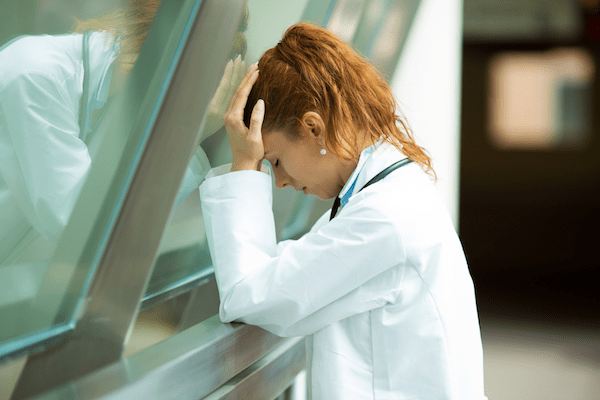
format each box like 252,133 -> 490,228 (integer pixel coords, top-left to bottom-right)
301,111 -> 326,143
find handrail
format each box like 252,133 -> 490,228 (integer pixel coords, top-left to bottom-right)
32,316 -> 301,400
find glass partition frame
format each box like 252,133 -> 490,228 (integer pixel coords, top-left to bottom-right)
8,0 -> 247,397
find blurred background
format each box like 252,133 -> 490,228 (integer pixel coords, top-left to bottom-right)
461,0 -> 600,398
1,0 -> 599,399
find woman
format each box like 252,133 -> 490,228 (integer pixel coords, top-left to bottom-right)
200,23 -> 486,399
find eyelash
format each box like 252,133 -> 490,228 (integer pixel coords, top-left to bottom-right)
274,159 -> 279,167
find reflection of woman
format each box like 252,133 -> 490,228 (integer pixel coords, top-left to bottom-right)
201,24 -> 486,399
0,1 -> 244,265
0,30 -> 121,264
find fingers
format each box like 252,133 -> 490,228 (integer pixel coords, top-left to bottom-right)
225,56 -> 244,109
248,99 -> 265,142
241,62 -> 259,86
232,57 -> 245,94
227,63 -> 259,115
225,64 -> 259,132
211,59 -> 233,109
224,63 -> 264,172
229,98 -> 265,172
213,56 -> 245,113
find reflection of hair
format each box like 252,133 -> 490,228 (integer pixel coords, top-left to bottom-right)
244,23 -> 434,178
74,1 -> 248,70
73,0 -> 161,58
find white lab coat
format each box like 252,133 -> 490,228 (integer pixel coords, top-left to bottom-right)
0,32 -> 208,267
200,142 -> 487,400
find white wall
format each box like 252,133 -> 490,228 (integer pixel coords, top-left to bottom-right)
390,0 -> 463,227
244,0 -> 311,64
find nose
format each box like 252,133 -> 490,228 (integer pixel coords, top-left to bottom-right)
273,168 -> 291,189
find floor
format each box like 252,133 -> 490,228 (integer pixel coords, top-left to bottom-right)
475,269 -> 600,400
481,317 -> 599,399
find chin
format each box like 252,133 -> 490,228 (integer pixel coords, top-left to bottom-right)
305,186 -> 337,200
313,191 -> 335,200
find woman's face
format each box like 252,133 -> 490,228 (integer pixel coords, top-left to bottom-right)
262,130 -> 355,200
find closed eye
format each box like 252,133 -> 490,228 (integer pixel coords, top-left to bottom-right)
274,159 -> 279,168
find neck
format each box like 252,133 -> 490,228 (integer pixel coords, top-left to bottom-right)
337,133 -> 379,192
340,157 -> 358,183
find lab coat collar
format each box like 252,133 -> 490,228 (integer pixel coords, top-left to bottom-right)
86,31 -> 119,107
338,140 -> 408,201
82,31 -> 119,138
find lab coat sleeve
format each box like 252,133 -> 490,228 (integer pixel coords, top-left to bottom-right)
0,71 -> 89,242
276,210 -> 331,255
173,146 -> 211,207
200,171 -> 405,337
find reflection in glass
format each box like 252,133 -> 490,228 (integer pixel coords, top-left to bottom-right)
0,0 -> 250,360
0,2 -> 151,349
0,0 -> 206,356
326,0 -> 421,80
326,0 -> 366,43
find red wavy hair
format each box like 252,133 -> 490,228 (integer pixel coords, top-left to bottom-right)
244,23 -> 434,178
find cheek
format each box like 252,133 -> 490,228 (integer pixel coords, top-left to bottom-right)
293,166 -> 314,186
308,166 -> 336,195
287,150 -> 316,180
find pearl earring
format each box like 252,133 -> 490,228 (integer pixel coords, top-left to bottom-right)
320,149 -> 327,155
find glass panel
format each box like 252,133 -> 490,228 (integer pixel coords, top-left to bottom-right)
0,0 -> 203,359
488,48 -> 594,150
327,0 -> 368,43
325,0 -> 422,80
143,0 -> 323,303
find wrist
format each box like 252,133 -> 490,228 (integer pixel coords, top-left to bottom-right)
231,159 -> 263,172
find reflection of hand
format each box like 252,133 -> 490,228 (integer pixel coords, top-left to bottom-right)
200,55 -> 245,141
224,63 -> 265,172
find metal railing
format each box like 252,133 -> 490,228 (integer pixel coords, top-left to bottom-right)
32,315 -> 305,400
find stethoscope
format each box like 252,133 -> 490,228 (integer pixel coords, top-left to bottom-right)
330,157 -> 413,220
